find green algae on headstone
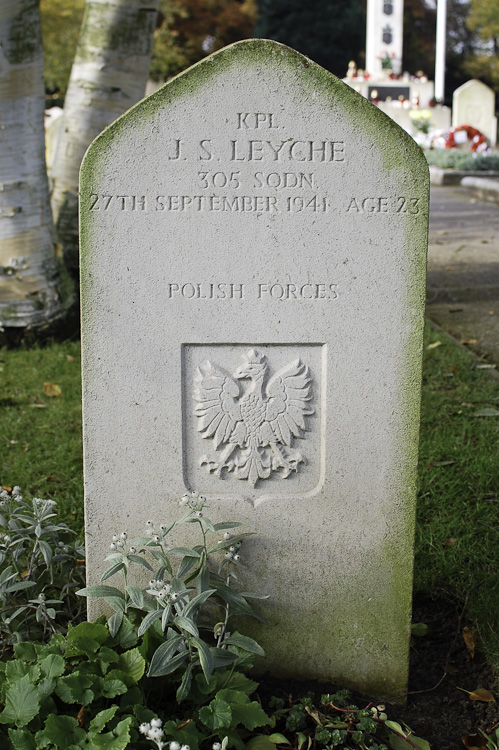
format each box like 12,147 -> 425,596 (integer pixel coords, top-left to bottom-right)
80,39 -> 429,700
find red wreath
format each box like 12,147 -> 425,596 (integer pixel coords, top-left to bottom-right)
444,125 -> 488,152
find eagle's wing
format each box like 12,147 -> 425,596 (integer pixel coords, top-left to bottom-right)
193,361 -> 243,448
264,359 -> 314,446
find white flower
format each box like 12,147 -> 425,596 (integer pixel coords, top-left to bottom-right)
149,726 -> 164,740
110,542 -> 117,550
153,535 -> 160,542
150,718 -> 163,728
171,592 -> 179,601
139,722 -> 151,735
223,532 -> 231,540
181,745 -> 190,750
117,540 -> 124,548
233,554 -> 240,561
195,510 -> 203,518
229,546 -> 235,552
180,494 -> 190,506
225,552 -> 233,560
112,534 -> 119,542
160,524 -> 167,531
163,583 -> 172,592
146,520 -> 154,527
129,546 -> 136,554
121,531 -> 127,540
169,742 -> 181,750
213,743 -> 222,750
146,528 -> 153,537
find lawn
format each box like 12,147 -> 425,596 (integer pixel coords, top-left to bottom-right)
1,323 -> 498,662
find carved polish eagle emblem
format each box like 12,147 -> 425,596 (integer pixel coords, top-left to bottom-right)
193,349 -> 314,488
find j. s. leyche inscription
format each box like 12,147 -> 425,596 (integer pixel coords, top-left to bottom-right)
193,349 -> 314,488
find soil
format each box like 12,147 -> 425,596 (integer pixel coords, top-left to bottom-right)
256,594 -> 499,750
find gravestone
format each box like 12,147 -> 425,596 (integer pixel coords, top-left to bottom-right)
452,79 -> 497,147
80,39 -> 428,699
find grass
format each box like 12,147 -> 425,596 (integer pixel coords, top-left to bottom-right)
0,325 -> 498,663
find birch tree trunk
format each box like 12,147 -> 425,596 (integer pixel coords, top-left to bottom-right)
50,0 -> 158,270
0,0 -> 62,328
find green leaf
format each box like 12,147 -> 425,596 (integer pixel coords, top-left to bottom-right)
77,585 -> 125,599
126,584 -> 145,609
108,610 -> 124,636
116,648 -> 146,684
183,589 -> 217,619
213,522 -> 243,531
101,562 -> 125,581
113,614 -> 138,649
231,700 -> 271,730
38,714 -> 86,747
88,706 -> 118,734
91,716 -> 133,749
148,648 -> 188,678
0,674 -> 40,728
225,672 -> 259,695
224,633 -> 265,656
191,636 -> 214,683
8,728 -> 36,750
176,664 -> 193,702
199,697 -> 233,730
174,615 -> 199,637
388,725 -> 431,750
168,547 -> 202,557
39,654 -> 65,678
13,643 -> 37,662
268,734 -> 292,744
177,555 -> 199,579
6,660 -> 40,685
246,736 -> 277,750
101,678 -> 128,698
55,673 -> 94,705
127,554 -> 153,570
137,609 -> 163,637
411,622 -> 430,637
37,539 -> 53,567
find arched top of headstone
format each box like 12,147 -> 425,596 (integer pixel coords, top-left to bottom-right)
81,38 -> 427,186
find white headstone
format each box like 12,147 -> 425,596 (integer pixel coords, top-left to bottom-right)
452,79 -> 497,146
80,39 -> 428,700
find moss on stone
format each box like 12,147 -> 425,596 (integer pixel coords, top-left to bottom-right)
4,0 -> 42,65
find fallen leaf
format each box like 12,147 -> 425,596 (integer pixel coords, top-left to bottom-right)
1,486 -> 12,492
489,311 -> 495,315
66,354 -> 75,362
434,460 -> 457,467
460,338 -> 477,345
43,382 -> 62,397
474,408 -> 499,417
427,341 -> 442,350
411,622 -> 430,637
463,626 -> 478,658
462,734 -> 487,750
444,538 -> 457,547
469,688 -> 495,702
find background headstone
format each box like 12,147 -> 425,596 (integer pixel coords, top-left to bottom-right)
452,79 -> 497,147
80,39 -> 428,699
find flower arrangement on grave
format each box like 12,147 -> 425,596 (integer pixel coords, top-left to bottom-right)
409,109 -> 432,135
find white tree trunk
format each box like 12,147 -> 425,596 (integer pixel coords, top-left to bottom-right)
0,0 -> 62,328
50,0 -> 158,269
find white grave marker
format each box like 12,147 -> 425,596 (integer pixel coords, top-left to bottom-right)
80,40 -> 428,699
452,79 -> 497,146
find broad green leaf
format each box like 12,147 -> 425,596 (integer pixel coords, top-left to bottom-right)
8,727 -> 36,750
104,596 -> 126,613
39,654 -> 65,679
200,516 -> 216,533
231,700 -> 271,730
3,581 -> 36,594
137,609 -> 163,637
174,615 -> 199,637
225,672 -> 259,695
6,660 -> 40,685
148,636 -> 183,674
55,673 -> 94,705
66,621 -> 109,646
113,615 -> 138,649
101,678 -> 128,698
13,643 -> 37,662
269,734 -> 292,744
116,648 -> 146,684
388,727 -> 431,750
90,716 -> 133,749
246,736 -> 276,750
191,636 -> 214,683
224,633 -> 265,656
177,555 -> 199,579
88,706 -> 118,734
38,714 -> 86,747
108,610 -> 124,636
0,674 -> 40,727
199,697 -> 232,730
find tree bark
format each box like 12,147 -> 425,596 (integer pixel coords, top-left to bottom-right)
50,0 -> 158,270
0,0 -> 63,328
